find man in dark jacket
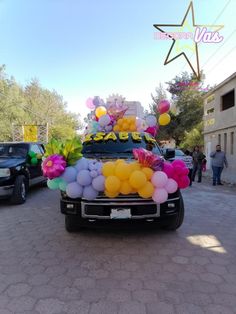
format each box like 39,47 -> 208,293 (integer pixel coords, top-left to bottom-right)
192,145 -> 205,183
210,145 -> 228,185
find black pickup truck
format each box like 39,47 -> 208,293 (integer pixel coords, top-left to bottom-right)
0,142 -> 45,204
61,132 -> 184,232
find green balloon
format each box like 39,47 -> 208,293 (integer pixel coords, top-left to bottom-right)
47,179 -> 60,190
31,157 -> 38,165
28,151 -> 36,158
59,180 -> 67,192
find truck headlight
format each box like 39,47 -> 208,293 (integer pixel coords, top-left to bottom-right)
0,168 -> 11,177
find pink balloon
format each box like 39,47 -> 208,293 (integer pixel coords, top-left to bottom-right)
173,165 -> 183,175
181,167 -> 189,176
158,100 -> 170,114
163,162 -> 174,178
172,160 -> 186,168
86,98 -> 95,110
165,178 -> 178,194
152,188 -> 168,204
178,176 -> 190,189
151,171 -> 168,188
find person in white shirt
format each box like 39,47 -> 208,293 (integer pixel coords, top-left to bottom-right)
183,150 -> 193,186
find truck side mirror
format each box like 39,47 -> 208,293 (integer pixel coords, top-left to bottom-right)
164,148 -> 175,160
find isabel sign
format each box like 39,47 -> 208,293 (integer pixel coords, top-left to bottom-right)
153,1 -> 224,79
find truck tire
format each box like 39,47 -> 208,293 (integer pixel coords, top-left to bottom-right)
162,194 -> 184,231
65,215 -> 82,233
11,175 -> 28,205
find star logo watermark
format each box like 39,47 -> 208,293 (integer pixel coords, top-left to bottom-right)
153,1 -> 224,79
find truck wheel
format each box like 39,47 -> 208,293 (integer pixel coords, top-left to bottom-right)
65,215 -> 82,233
11,175 -> 28,205
162,194 -> 184,231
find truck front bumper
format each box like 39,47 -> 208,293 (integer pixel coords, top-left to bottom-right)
0,185 -> 14,198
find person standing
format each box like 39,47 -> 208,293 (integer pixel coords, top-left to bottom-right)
210,144 -> 228,185
192,146 -> 205,183
183,150 -> 193,186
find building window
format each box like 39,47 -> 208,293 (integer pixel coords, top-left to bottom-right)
206,108 -> 214,115
218,134 -> 221,146
231,132 -> 234,155
224,133 -> 227,153
221,90 -> 235,111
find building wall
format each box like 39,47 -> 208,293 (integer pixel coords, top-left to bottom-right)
203,75 -> 236,183
125,101 -> 144,118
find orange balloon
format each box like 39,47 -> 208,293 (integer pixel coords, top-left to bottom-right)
105,176 -> 121,193
129,170 -> 147,189
117,119 -> 123,126
120,181 -> 132,195
105,190 -> 120,198
115,163 -> 132,181
102,162 -> 115,177
113,125 -> 120,132
142,167 -> 154,181
138,181 -> 154,198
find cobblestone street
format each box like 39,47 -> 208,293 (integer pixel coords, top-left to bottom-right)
0,181 -> 236,314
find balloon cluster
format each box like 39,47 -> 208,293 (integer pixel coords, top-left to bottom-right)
113,116 -> 137,132
163,160 -> 190,189
28,151 -> 42,165
157,99 -> 171,126
102,160 -> 155,199
47,157 -> 105,200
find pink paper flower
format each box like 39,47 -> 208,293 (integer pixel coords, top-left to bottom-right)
42,154 -> 66,179
133,148 -> 163,171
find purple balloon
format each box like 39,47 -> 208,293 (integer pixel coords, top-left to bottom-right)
99,114 -> 111,127
92,175 -> 105,192
88,160 -> 97,171
93,97 -> 100,107
83,185 -> 98,200
66,182 -> 83,198
75,157 -> 89,171
90,170 -> 98,178
77,170 -> 92,186
61,166 -> 77,183
86,97 -> 95,110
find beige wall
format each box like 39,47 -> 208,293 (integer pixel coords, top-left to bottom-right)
204,76 -> 236,183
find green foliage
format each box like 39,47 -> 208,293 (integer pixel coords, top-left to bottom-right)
44,138 -> 63,157
0,66 -> 83,142
180,123 -> 204,150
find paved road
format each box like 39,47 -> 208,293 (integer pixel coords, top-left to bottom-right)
0,182 -> 236,314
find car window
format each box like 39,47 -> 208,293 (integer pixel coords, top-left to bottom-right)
0,144 -> 28,158
30,144 -> 42,154
175,149 -> 185,156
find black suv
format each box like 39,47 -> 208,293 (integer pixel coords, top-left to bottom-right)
0,142 -> 45,204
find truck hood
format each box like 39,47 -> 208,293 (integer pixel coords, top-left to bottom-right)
0,158 -> 25,168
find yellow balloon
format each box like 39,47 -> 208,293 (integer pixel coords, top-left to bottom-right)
115,163 -> 132,181
113,125 -> 120,132
142,167 -> 154,181
117,119 -> 123,126
105,176 -> 121,193
105,190 -> 119,198
95,106 -> 107,118
158,113 -> 171,126
122,122 -> 129,131
130,162 -> 141,172
129,170 -> 147,189
120,181 -> 132,195
102,162 -> 115,177
115,159 -> 125,165
130,123 -> 137,131
138,182 -> 154,199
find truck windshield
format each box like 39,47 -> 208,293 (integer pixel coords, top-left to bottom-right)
82,133 -> 162,158
0,144 -> 28,158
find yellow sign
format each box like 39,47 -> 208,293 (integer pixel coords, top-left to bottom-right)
23,125 -> 38,142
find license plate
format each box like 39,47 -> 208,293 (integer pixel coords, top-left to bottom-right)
110,208 -> 131,219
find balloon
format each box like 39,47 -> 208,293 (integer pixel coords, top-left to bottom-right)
159,113 -> 171,126
90,170 -> 98,178
105,176 -> 121,193
105,125 -> 113,132
61,166 -> 77,183
138,182 -> 154,199
181,167 -> 189,176
172,160 -> 186,168
174,165 -> 184,176
102,162 -> 115,177
66,182 -> 83,198
113,125 -> 120,132
105,190 -> 119,198
152,188 -> 168,204
115,163 -> 132,181
151,171 -> 168,188
77,170 -> 92,186
120,181 -> 132,195
31,157 -> 38,165
95,106 -> 107,118
146,115 -> 157,127
99,114 -> 111,127
59,180 -> 68,192
165,178 -> 178,194
141,167 -> 154,181
145,126 -> 158,137
178,176 -> 190,189
129,171 -> 147,189
92,175 -> 105,192
83,185 -> 98,200
163,162 -> 174,178
75,157 -> 89,171
86,97 -> 95,110
93,97 -> 101,107
28,151 -> 36,158
158,100 -> 170,114
42,154 -> 66,180
47,178 -> 60,190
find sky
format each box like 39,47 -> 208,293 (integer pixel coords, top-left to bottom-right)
0,0 -> 235,120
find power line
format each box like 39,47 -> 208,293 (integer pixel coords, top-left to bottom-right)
207,44 -> 236,74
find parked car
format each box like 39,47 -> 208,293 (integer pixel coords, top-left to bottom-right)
60,132 -> 184,232
0,142 -> 45,204
162,148 -> 185,162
